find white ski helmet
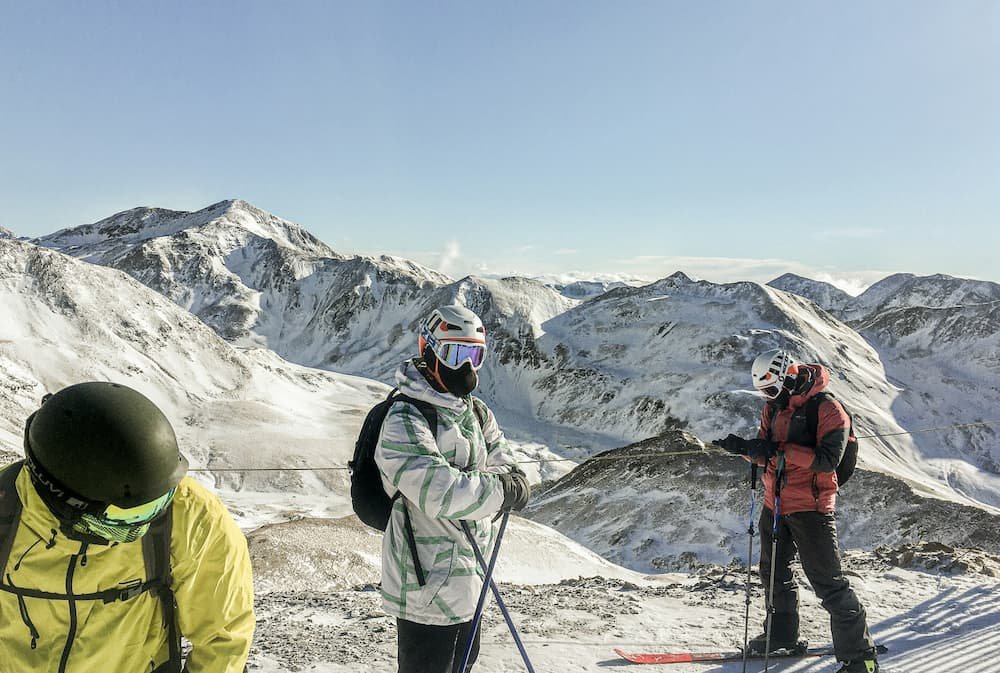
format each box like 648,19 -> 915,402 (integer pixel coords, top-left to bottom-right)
750,349 -> 799,399
418,305 -> 487,370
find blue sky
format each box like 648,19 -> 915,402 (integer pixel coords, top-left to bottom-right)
1,1 -> 997,292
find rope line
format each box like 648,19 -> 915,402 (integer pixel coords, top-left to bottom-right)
187,418 -> 1000,473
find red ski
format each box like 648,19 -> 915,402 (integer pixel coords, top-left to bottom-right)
614,644 -> 886,665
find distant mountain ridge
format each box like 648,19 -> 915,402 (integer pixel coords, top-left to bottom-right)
32,199 -> 1000,513
767,273 -> 853,314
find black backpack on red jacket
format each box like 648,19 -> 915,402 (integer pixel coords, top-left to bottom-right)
769,392 -> 859,485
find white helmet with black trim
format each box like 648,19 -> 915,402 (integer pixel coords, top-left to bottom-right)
751,349 -> 799,399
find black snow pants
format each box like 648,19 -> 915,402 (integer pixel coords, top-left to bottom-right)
758,508 -> 875,661
397,618 -> 481,673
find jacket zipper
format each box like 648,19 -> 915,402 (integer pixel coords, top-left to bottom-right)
57,541 -> 88,673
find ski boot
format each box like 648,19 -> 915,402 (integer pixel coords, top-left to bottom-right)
746,633 -> 808,656
835,654 -> 879,672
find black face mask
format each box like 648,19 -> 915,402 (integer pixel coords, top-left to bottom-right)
438,362 -> 479,398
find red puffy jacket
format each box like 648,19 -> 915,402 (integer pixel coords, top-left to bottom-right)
756,364 -> 851,514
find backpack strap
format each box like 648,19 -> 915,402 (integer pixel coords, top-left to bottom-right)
803,391 -> 858,485
386,393 -> 437,589
764,402 -> 779,442
0,461 -> 25,576
144,507 -> 182,673
802,390 -> 854,446
803,391 -> 836,444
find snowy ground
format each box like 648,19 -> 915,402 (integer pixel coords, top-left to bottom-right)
243,511 -> 1000,673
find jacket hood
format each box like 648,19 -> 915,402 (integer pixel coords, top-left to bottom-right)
789,363 -> 831,408
394,358 -> 468,413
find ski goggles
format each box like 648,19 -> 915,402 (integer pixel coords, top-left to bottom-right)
422,328 -> 486,370
71,489 -> 175,544
99,488 -> 176,525
759,384 -> 782,399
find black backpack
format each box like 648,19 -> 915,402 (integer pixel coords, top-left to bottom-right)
805,392 -> 859,485
767,391 -> 859,486
349,389 -> 439,531
349,388 -> 491,529
0,461 -> 182,672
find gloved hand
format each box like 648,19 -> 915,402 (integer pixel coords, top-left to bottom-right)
744,438 -> 779,461
498,471 -> 530,512
714,434 -> 748,455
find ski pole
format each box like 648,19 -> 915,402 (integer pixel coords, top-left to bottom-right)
459,516 -> 537,673
763,453 -> 786,673
741,462 -> 758,673
457,512 -> 510,673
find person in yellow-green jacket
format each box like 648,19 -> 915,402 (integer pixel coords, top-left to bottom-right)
0,381 -> 254,672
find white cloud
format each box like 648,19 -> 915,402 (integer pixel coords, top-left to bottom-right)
437,240 -> 461,276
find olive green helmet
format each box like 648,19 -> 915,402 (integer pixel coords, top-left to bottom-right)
25,382 -> 189,509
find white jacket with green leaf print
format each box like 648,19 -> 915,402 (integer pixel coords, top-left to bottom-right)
375,358 -> 520,626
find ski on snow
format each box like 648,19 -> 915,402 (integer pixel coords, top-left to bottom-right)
614,643 -> 887,665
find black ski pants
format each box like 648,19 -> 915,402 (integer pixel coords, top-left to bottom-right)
758,508 -> 875,661
397,618 -> 481,673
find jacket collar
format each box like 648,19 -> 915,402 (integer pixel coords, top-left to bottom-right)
394,358 -> 468,413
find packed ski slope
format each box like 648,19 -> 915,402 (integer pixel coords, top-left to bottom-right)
246,515 -> 1000,673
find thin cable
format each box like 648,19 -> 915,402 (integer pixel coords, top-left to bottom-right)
186,418 -> 1000,473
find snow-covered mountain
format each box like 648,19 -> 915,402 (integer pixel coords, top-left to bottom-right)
7,211 -> 1000,672
0,236 -> 716,620
0,226 -> 14,239
34,200 -> 577,385
553,279 -> 634,300
844,273 -> 1000,323
0,237 -> 389,517
35,201 -> 1000,512
524,431 -> 1000,572
767,272 -> 854,315
855,302 -> 1000,495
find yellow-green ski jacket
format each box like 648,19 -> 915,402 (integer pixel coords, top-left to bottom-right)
0,469 -> 254,672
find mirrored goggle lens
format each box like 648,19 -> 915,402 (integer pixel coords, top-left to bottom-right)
437,342 -> 486,369
760,385 -> 781,399
101,488 -> 175,525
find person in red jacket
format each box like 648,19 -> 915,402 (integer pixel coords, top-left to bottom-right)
715,349 -> 878,673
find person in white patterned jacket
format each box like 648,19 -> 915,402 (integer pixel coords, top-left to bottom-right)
375,305 -> 530,673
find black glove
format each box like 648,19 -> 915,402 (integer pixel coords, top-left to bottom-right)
498,471 -> 530,512
713,434 -> 748,455
744,438 -> 779,461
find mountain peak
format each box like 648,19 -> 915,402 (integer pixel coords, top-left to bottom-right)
767,273 -> 853,315
36,199 -> 336,259
0,226 -> 14,239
